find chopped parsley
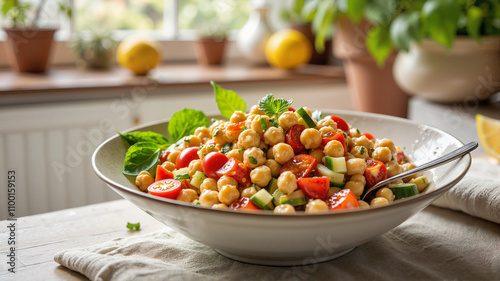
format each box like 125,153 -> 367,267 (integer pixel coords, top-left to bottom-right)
238,148 -> 244,153
221,142 -> 233,154
241,126 -> 247,131
369,148 -> 375,152
184,137 -> 190,143
360,146 -> 366,154
248,155 -> 258,164
126,222 -> 141,231
213,127 -> 220,137
356,129 -> 360,134
209,144 -> 215,149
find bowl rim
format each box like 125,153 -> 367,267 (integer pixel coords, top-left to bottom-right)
92,109 -> 472,219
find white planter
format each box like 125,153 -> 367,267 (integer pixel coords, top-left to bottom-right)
236,5 -> 273,65
393,37 -> 500,102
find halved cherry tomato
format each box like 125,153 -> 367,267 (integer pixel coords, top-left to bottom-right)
227,121 -> 246,135
202,152 -> 229,180
280,154 -> 318,179
288,107 -> 296,112
364,159 -> 388,187
216,157 -> 251,186
321,132 -> 347,156
327,116 -> 350,135
326,189 -> 360,210
229,197 -> 261,211
285,124 -> 306,154
395,149 -> 409,164
176,146 -> 200,169
160,150 -> 170,163
362,133 -> 375,140
155,165 -> 174,182
297,177 -> 329,200
148,179 -> 182,199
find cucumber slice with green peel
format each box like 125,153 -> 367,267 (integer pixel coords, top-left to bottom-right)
316,164 -> 345,187
279,190 -> 307,206
324,156 -> 347,173
190,171 -> 206,189
267,177 -> 279,194
272,189 -> 284,206
296,107 -> 316,128
388,183 -> 419,199
251,189 -> 274,210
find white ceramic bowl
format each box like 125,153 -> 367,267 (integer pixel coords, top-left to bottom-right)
92,110 -> 471,266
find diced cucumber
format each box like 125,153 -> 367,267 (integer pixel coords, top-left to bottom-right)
316,164 -> 345,188
388,183 -> 419,199
267,177 -> 279,194
297,117 -> 308,127
272,189 -> 284,206
324,156 -> 347,173
251,189 -> 274,210
296,107 -> 316,128
279,190 -> 307,206
173,167 -> 188,178
190,171 -> 206,189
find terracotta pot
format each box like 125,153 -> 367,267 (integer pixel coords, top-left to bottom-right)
4,28 -> 57,73
394,37 -> 500,103
195,38 -> 227,66
291,23 -> 331,65
334,18 -> 409,118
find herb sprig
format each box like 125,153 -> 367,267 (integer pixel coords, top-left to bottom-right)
258,94 -> 293,120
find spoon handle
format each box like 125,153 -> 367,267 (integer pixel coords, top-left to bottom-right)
362,141 -> 478,200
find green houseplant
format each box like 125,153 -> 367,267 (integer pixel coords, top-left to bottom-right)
2,0 -> 71,73
70,28 -> 117,70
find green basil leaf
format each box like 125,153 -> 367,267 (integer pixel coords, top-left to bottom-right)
366,25 -> 393,66
258,94 -> 293,118
174,173 -> 190,180
390,11 -> 422,52
466,6 -> 483,39
168,108 -> 208,143
211,81 -> 246,119
311,110 -> 323,121
119,131 -> 170,146
123,142 -> 161,176
422,0 -> 461,48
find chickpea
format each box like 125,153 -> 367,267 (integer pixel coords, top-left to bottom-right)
209,120 -> 224,131
300,128 -> 322,149
250,115 -> 269,135
316,118 -> 337,130
386,161 -> 403,178
350,128 -> 361,138
370,197 -> 390,207
161,161 -> 176,172
350,146 -> 369,160
226,149 -> 244,162
250,165 -> 272,187
375,187 -> 395,202
349,174 -> 366,186
135,171 -> 154,192
212,203 -> 228,209
265,159 -> 281,178
183,135 -> 201,147
302,106 -> 312,116
267,146 -> 275,159
237,129 -> 260,149
278,171 -> 297,195
217,175 -> 238,191
344,180 -> 364,198
274,204 -> 296,214
198,144 -> 219,160
273,143 -> 294,164
213,127 -> 230,146
401,163 -> 418,182
176,189 -> 199,203
187,159 -> 203,177
375,138 -> 396,154
305,199 -> 329,213
249,104 -> 265,115
358,200 -> 370,208
263,126 -> 285,146
324,140 -> 344,157
200,178 -> 218,193
199,190 -> 220,207
230,110 -> 247,123
243,147 -> 267,169
346,158 -> 367,175
410,176 -> 429,192
167,150 -> 181,163
194,127 -> 212,143
352,135 -> 374,150
310,149 -> 324,163
372,147 -> 392,163
241,186 -> 259,198
278,112 -> 298,132
319,126 -> 335,137
225,128 -> 242,142
218,185 -> 240,205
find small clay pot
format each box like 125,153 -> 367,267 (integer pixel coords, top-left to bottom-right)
195,38 -> 227,66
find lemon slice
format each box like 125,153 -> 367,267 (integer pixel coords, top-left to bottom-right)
476,114 -> 500,161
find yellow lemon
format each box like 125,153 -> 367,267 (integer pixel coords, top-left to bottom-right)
265,30 -> 312,70
117,35 -> 162,76
476,114 -> 500,161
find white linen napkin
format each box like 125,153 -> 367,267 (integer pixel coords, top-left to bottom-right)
431,157 -> 500,224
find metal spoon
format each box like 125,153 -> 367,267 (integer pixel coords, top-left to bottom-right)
361,141 -> 478,201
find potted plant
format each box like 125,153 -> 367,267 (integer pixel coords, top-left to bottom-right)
390,0 -> 500,102
70,28 -> 117,70
195,23 -> 227,66
1,0 -> 71,73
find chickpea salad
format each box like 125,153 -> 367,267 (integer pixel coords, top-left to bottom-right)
121,82 -> 430,214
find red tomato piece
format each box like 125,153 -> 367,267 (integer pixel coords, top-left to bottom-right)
148,179 -> 182,199
227,121 -> 246,134
202,152 -> 229,180
321,132 -> 347,156
285,124 -> 306,154
327,116 -> 350,135
364,159 -> 388,187
362,133 -> 375,140
297,177 -> 330,200
395,150 -> 409,164
229,197 -> 261,211
280,154 -> 318,179
159,150 -> 170,163
155,165 -> 174,182
326,189 -> 360,210
216,157 -> 251,186
176,146 -> 200,169
288,107 -> 296,112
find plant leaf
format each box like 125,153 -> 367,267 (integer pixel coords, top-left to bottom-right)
119,131 -> 170,146
168,108 -> 208,143
366,25 -> 393,67
212,81 -> 246,119
123,142 -> 161,176
347,0 -> 367,23
258,94 -> 293,118
466,6 -> 483,39
312,0 -> 335,53
422,0 -> 461,48
390,11 -> 422,52
364,0 -> 396,25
